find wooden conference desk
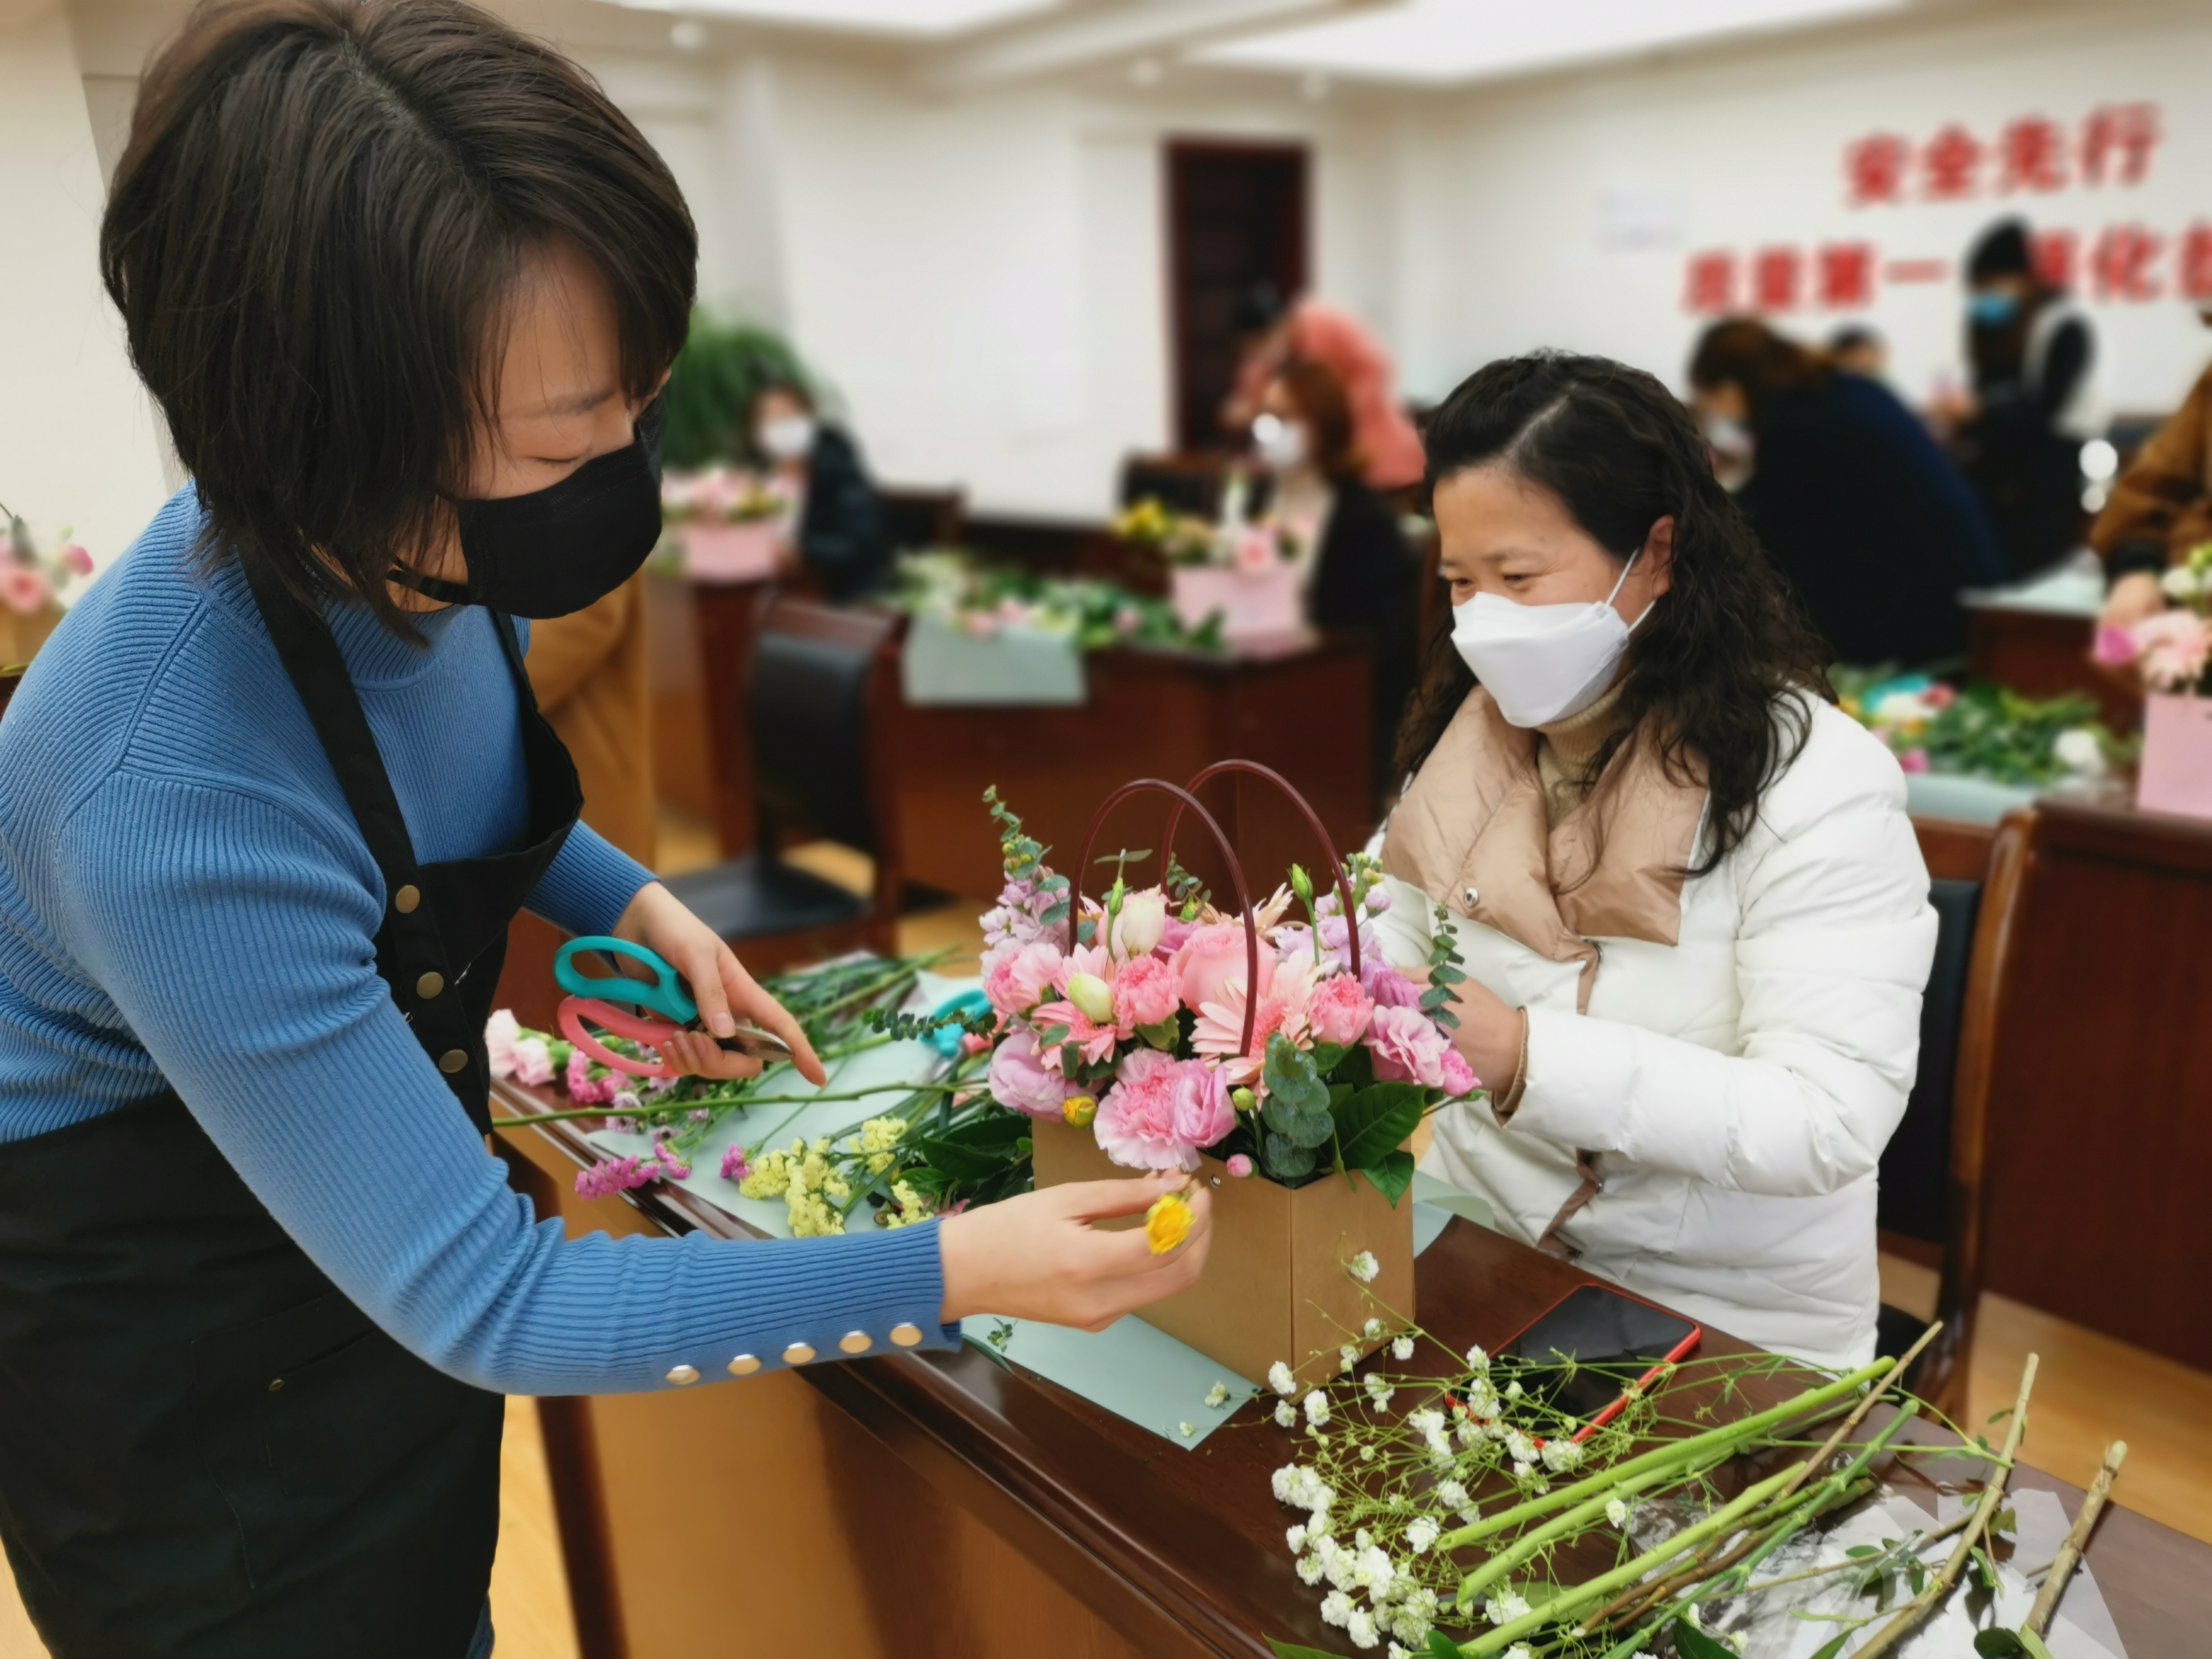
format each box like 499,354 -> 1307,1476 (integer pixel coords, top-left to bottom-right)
890,633 -> 1376,903
492,1084 -> 2205,1658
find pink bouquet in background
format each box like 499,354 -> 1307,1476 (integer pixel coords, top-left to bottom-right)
2094,543 -> 2212,695
0,506 -> 93,615
975,789 -> 1479,1200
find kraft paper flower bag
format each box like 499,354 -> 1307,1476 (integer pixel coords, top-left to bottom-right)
2097,541 -> 2212,819
979,761 -> 1487,1387
2139,690 -> 2212,819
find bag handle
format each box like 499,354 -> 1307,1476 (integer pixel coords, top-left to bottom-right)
1067,778 -> 1259,1060
1162,759 -> 1362,983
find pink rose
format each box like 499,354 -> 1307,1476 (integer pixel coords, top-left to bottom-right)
510,1036 -> 554,1088
1113,953 -> 1180,1030
1439,1047 -> 1478,1099
485,1009 -> 522,1079
1172,923 -> 1272,1015
987,1030 -> 1068,1119
1094,1048 -> 1205,1170
985,940 -> 1064,1018
1225,1153 -> 1255,1178
1171,1059 -> 1235,1153
565,1048 -> 617,1105
1307,973 -> 1375,1047
1366,1005 -> 1452,1089
1157,914 -> 1199,955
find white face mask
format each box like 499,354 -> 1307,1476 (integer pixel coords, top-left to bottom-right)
1449,549 -> 1652,728
1252,412 -> 1308,472
757,413 -> 817,462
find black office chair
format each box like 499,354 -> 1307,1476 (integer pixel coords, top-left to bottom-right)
662,598 -> 901,972
1873,876 -> 1985,1405
876,486 -> 965,553
1119,452 -> 1225,518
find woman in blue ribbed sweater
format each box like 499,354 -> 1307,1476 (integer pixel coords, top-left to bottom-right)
0,4 -> 1208,1653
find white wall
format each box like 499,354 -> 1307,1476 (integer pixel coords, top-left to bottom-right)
1388,0 -> 2212,417
0,0 -> 171,577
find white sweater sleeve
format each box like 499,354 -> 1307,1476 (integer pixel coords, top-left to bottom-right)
1505,716 -> 1939,1198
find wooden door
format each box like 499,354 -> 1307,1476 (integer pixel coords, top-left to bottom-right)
1165,140 -> 1309,454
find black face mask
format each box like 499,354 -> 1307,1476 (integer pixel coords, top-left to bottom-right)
395,397 -> 665,618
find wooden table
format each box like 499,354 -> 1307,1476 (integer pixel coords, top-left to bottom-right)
1966,595 -> 2140,732
890,634 -> 1375,904
492,1086 -> 2205,1658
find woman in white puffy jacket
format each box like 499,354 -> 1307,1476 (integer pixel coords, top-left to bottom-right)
1373,352 -> 1938,1372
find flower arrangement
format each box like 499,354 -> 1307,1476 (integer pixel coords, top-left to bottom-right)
1113,493 -> 1304,572
488,952 -> 1029,1233
891,550 -> 1222,652
2093,541 -> 2212,694
1839,672 -> 2123,786
1258,1278 -> 2105,1659
975,788 -> 1478,1201
660,466 -> 791,526
0,503 -> 93,616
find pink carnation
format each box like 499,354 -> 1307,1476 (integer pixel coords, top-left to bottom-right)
984,939 -> 1064,1019
1366,1004 -> 1453,1089
485,1010 -> 522,1079
987,1029 -> 1070,1118
1094,1048 -> 1220,1170
1027,997 -> 1120,1067
1113,953 -> 1180,1030
509,1037 -> 554,1088
2134,609 -> 2212,691
565,1048 -> 618,1104
1362,960 -> 1424,1010
1307,973 -> 1375,1047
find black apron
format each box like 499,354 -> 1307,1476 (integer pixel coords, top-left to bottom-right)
0,566 -> 581,1657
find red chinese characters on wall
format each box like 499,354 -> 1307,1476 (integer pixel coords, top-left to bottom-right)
1843,103 -> 2163,205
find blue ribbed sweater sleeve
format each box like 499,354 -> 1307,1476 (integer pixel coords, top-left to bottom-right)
51,769 -> 956,1395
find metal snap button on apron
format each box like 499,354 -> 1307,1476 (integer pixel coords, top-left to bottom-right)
890,1323 -> 924,1347
416,971 -> 444,1000
782,1342 -> 816,1365
839,1330 -> 873,1355
727,1353 -> 761,1376
393,884 -> 421,914
438,1049 -> 469,1074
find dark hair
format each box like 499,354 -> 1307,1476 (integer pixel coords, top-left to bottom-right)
101,0 -> 696,635
1826,323 -> 1882,356
1967,218 -> 2034,283
1686,318 -> 1831,424
1236,280 -> 1290,336
1396,352 -> 1832,876
1273,360 -> 1359,481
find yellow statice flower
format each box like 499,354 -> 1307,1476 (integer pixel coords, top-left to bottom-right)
881,1178 -> 935,1229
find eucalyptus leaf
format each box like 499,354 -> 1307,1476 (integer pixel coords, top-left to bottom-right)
1265,1132 -> 1316,1180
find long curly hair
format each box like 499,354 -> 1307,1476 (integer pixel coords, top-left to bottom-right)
1394,352 -> 1832,876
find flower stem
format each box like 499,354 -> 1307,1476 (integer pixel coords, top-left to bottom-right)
492,1081 -> 967,1131
2024,1438 -> 2125,1638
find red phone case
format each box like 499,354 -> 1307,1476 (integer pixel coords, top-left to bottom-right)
1492,1284 -> 1703,1443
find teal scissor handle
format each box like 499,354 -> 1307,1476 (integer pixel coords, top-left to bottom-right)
926,988 -> 993,1059
553,936 -> 698,1025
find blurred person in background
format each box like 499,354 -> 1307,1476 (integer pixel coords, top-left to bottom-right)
2089,342 -> 2212,655
1827,323 -> 1888,381
1253,360 -> 1420,792
527,573 -> 655,864
1689,318 -> 2003,669
749,379 -> 893,600
1224,283 -> 1426,492
1945,218 -> 2096,578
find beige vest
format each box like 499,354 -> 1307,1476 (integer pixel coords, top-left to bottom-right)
1379,689 -> 1709,1011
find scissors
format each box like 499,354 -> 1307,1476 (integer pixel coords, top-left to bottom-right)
554,936 -> 797,1080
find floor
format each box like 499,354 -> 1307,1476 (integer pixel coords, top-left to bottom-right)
0,813 -> 2197,1656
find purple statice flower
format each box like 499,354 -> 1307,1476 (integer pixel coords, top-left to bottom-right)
575,1156 -> 655,1200
651,1141 -> 691,1181
720,1142 -> 752,1181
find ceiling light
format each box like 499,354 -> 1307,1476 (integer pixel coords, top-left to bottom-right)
609,0 -> 1064,38
1198,0 -> 1908,86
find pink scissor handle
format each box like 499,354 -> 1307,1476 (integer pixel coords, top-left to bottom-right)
558,997 -> 680,1080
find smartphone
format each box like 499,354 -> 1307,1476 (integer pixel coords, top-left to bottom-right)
1493,1284 -> 1701,1441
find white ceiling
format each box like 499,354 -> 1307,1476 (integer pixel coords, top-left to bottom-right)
1196,0 -> 1913,86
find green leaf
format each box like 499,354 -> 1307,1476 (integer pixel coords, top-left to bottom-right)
1266,1640 -> 1349,1659
1309,1041 -> 1347,1074
1036,1024 -> 1071,1048
1262,1036 -> 1334,1148
1671,1616 -> 1734,1659
1138,1016 -> 1181,1050
1845,1545 -> 1881,1558
1969,1546 -> 1998,1592
1427,1634 -> 1464,1659
1988,1407 -> 2013,1424
1333,1082 -> 1428,1170
1265,1132 -> 1316,1180
2020,1633 -> 2056,1659
1360,1149 -> 1416,1208
1809,1635 -> 1858,1659
908,1137 -> 1020,1181
1992,1506 -> 2017,1536
1974,1632 -> 2026,1657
